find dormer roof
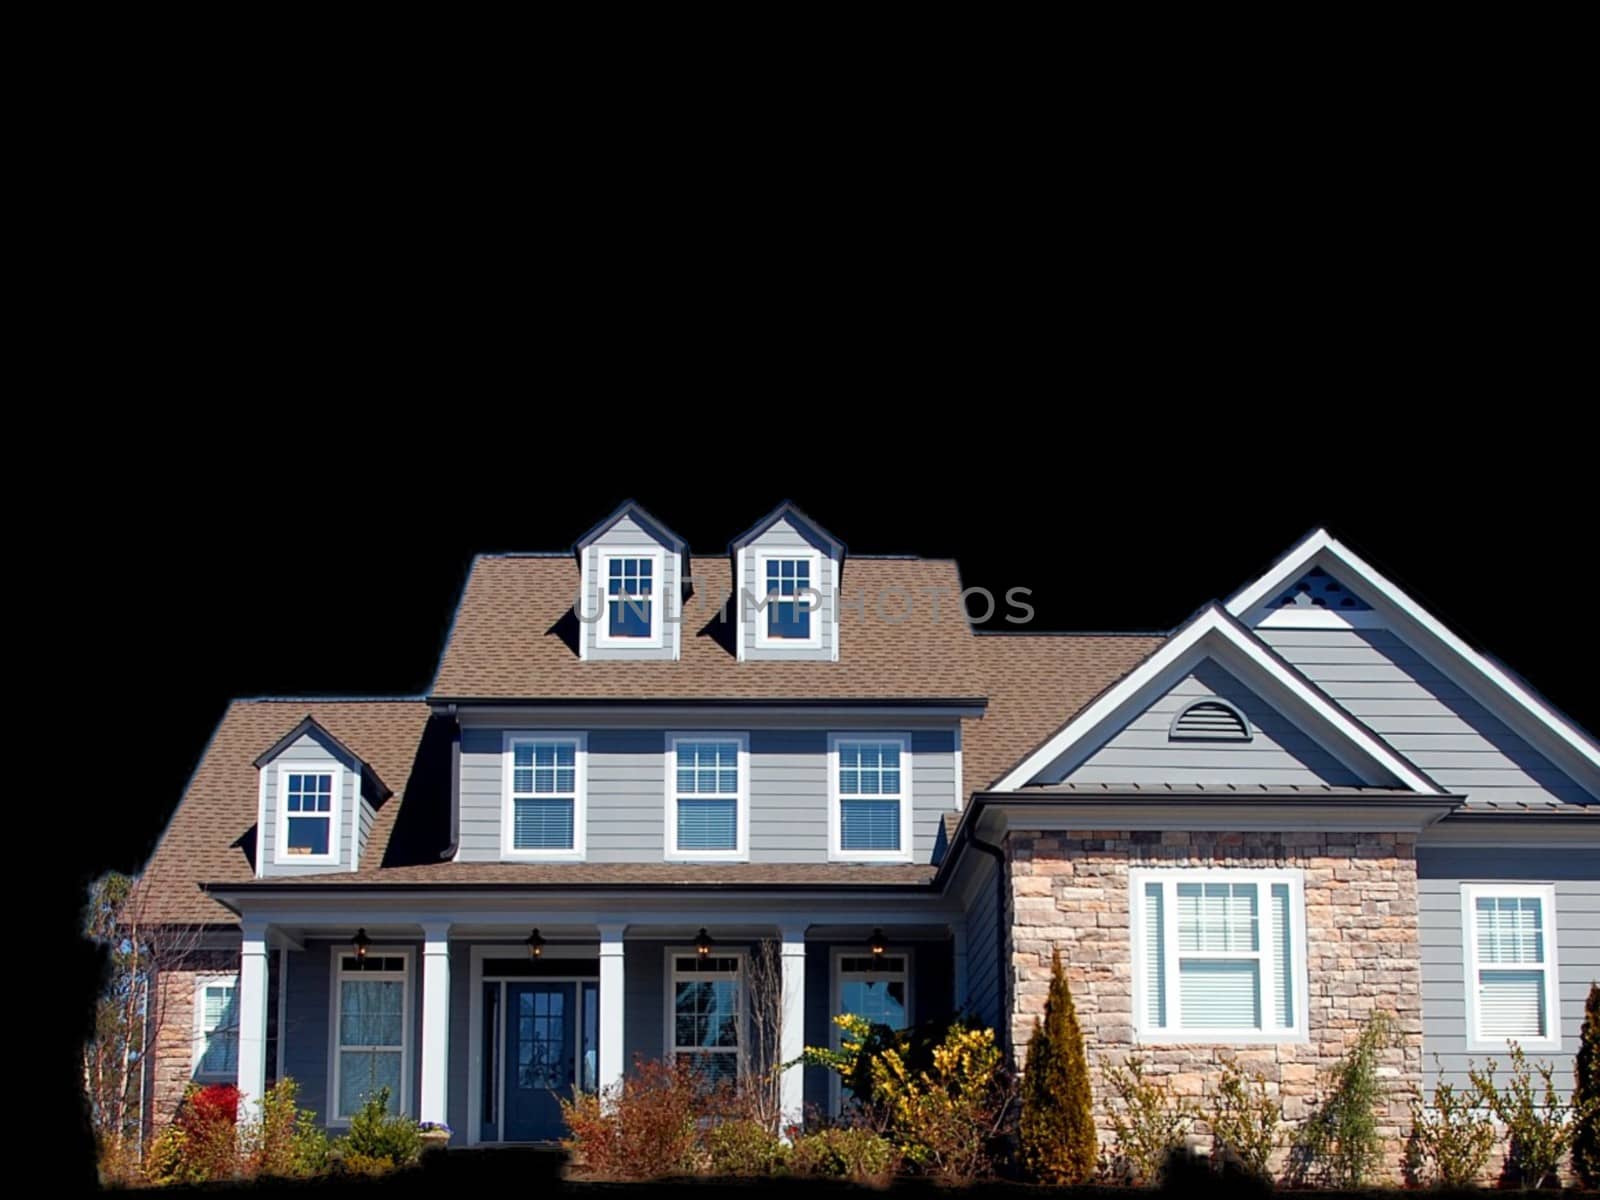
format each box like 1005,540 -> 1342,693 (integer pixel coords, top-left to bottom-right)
250,713 -> 393,801
571,499 -> 687,561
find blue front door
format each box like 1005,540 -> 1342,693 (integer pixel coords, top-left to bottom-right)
504,981 -> 576,1142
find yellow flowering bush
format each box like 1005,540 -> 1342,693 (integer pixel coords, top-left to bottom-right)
869,1024 -> 1010,1184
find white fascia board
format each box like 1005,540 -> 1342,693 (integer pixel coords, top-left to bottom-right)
1227,531 -> 1600,785
990,605 -> 1441,794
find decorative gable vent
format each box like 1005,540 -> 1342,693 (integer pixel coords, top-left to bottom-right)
1169,699 -> 1252,741
1269,565 -> 1372,611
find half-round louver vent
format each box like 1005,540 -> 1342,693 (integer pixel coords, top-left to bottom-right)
1169,699 -> 1252,741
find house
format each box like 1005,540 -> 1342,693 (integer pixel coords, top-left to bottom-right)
132,503 -> 1599,1171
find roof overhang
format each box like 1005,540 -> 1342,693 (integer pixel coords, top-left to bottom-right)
957,789 -> 1461,841
990,604 -> 1441,793
1227,528 -> 1600,795
428,698 -> 987,717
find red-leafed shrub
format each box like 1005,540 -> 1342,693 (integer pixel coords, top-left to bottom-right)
181,1083 -> 241,1132
560,1056 -> 702,1178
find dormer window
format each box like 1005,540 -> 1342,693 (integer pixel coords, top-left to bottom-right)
603,553 -> 659,643
275,764 -> 342,865
756,551 -> 821,647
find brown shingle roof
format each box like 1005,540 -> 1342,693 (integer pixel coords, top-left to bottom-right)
136,700 -> 433,925
430,555 -> 986,700
960,633 -> 1166,797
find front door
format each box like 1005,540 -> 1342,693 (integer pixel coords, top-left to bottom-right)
503,981 -> 576,1142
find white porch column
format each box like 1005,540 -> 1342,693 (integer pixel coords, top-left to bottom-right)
779,924 -> 806,1135
419,922 -> 452,1125
952,922 -> 969,1014
598,923 -> 626,1095
236,920 -> 270,1121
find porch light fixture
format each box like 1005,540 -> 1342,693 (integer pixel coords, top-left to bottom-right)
351,928 -> 371,960
526,928 -> 545,959
868,928 -> 887,959
694,928 -> 715,957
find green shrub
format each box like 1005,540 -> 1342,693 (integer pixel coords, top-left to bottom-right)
1405,1064 -> 1494,1188
337,1086 -> 421,1169
242,1078 -> 330,1178
870,1022 -> 1011,1183
1019,946 -> 1097,1184
1290,1009 -> 1393,1188
1207,1058 -> 1281,1183
1471,1042 -> 1587,1188
1102,1054 -> 1196,1185
1577,982 -> 1600,1188
707,1117 -> 789,1175
788,1127 -> 896,1182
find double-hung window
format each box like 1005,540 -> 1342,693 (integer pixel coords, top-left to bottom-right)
667,951 -> 743,1088
1131,867 -> 1306,1043
193,974 -> 239,1081
1462,883 -> 1561,1052
503,733 -> 586,859
829,733 -> 912,861
332,950 -> 410,1121
755,552 -> 821,646
276,765 -> 341,864
602,554 -> 658,642
667,734 -> 747,859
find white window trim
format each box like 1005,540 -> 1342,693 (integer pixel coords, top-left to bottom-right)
1129,866 -> 1309,1045
664,732 -> 750,862
272,761 -> 343,867
1461,882 -> 1562,1054
663,945 -> 748,1081
191,971 -> 240,1082
326,944 -> 413,1126
753,549 -> 824,649
595,547 -> 665,649
830,946 -> 914,1113
828,732 -> 914,863
501,731 -> 588,861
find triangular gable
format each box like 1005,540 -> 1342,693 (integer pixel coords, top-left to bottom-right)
251,714 -> 391,801
727,500 -> 845,558
992,604 -> 1441,793
1226,529 -> 1600,793
571,499 -> 688,557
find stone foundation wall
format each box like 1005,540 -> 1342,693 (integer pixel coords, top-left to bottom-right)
1007,829 -> 1423,1182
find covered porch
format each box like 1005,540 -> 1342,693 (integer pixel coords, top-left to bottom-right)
226,893 -> 968,1145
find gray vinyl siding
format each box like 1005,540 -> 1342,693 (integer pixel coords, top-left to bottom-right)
739,516 -> 836,662
456,725 -> 960,864
1064,659 -> 1364,787
356,796 -> 375,870
582,515 -> 680,662
1259,627 -> 1595,806
1418,848 -> 1599,1098
281,939 -> 425,1129
964,855 -> 1003,1032
259,732 -> 362,876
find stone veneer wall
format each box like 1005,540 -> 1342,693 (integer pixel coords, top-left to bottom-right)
149,950 -> 241,1131
1007,830 -> 1423,1182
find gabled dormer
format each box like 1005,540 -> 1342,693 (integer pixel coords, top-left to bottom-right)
252,715 -> 391,876
729,502 -> 844,662
575,501 -> 688,662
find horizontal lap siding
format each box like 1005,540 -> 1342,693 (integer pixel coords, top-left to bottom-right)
458,725 -> 959,864
750,730 -> 828,861
1065,659 -> 1363,786
262,733 -> 361,876
1417,848 -> 1599,1098
1259,628 -> 1594,806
